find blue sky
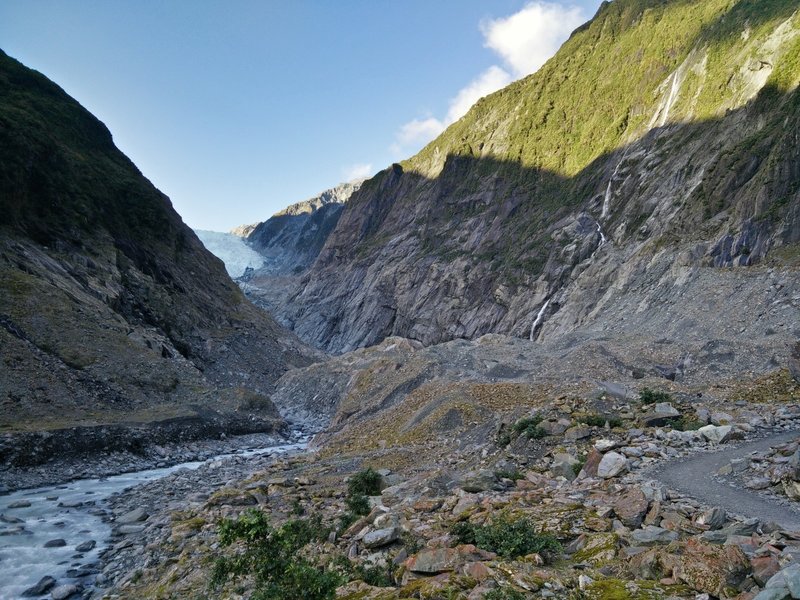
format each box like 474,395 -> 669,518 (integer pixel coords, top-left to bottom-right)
0,1 -> 602,231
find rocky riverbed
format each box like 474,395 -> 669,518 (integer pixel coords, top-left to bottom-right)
0,429 -> 310,493
82,391 -> 800,600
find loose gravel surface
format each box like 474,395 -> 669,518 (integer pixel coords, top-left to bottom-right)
654,428 -> 800,531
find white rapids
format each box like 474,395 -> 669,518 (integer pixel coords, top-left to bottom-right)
0,441 -> 304,599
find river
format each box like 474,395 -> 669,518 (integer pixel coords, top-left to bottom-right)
0,440 -> 305,600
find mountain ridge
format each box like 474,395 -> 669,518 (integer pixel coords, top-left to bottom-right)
0,48 -> 318,461
248,0 -> 800,354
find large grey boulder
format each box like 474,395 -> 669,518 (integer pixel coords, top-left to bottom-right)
597,452 -> 628,478
699,424 -> 733,444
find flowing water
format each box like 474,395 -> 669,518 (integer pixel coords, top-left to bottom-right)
0,441 -> 305,599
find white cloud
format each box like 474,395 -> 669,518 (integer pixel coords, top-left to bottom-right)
481,1 -> 586,77
445,65 -> 513,123
390,1 -> 587,156
396,117 -> 446,147
343,162 -> 374,181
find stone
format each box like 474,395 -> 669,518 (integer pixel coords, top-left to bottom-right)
654,402 -> 680,417
565,425 -> 592,441
8,500 -> 31,509
406,545 -> 494,574
539,418 -> 570,436
118,524 -> 146,534
695,507 -> 727,530
630,526 -> 679,546
551,453 -> 580,480
613,488 -> 649,528
362,527 -> 400,549
461,470 -> 496,493
597,452 -> 628,478
751,555 -> 781,587
50,584 -> 79,600
580,448 -> 603,478
594,439 -> 618,452
710,412 -> 735,426
44,538 -> 66,548
116,507 -> 148,524
75,540 -> 96,552
21,576 -> 56,596
673,538 -> 750,598
785,563 -> 800,598
572,533 -> 619,566
745,477 -> 772,490
699,425 -> 733,444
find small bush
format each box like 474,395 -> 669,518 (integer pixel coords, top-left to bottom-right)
345,492 -> 371,516
451,516 -> 561,561
348,468 -> 382,497
667,416 -> 705,431
494,469 -> 524,481
512,416 -> 547,439
639,388 -> 672,405
211,509 -> 339,600
580,413 -> 623,428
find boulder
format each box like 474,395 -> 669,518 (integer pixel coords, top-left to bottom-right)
43,539 -> 66,548
116,507 -> 148,524
539,418 -> 571,436
362,527 -> 400,549
751,555 -> 781,587
674,538 -> 751,598
565,425 -> 592,441
21,576 -> 56,596
699,425 -> 733,444
75,540 -> 96,552
695,507 -> 726,530
551,453 -> 580,480
579,448 -> 603,478
613,488 -> 649,528
630,526 -> 679,546
597,452 -> 628,478
50,584 -> 79,600
406,545 -> 494,574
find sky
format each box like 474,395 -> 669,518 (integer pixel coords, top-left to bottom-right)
0,1 -> 603,231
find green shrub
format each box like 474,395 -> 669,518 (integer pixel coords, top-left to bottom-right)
580,413 -> 623,428
494,469 -> 524,481
451,516 -> 561,561
345,492 -> 371,516
639,387 -> 672,405
348,468 -> 382,497
210,509 -> 339,600
342,467 -> 382,519
512,416 -> 547,439
667,416 -> 705,431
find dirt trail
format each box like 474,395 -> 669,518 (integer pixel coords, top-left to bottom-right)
652,429 -> 800,531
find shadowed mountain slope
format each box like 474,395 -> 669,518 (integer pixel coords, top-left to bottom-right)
0,49 -> 318,461
259,0 -> 800,354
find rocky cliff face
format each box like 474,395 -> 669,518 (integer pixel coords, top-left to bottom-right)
0,49 -> 317,457
262,0 -> 799,356
244,179 -> 364,276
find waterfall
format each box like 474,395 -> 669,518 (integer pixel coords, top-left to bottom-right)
529,299 -> 550,341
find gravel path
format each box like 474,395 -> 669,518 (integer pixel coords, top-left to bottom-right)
653,429 -> 800,531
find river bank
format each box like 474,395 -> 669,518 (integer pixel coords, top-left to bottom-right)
0,427 -> 311,493
0,435 -> 309,599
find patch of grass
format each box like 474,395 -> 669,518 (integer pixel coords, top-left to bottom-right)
348,468 -> 382,497
450,516 -> 561,561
